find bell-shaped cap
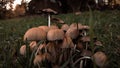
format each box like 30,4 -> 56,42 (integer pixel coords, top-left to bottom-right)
29,41 -> 37,51
47,29 -> 64,41
93,51 -> 107,67
61,24 -> 69,32
51,17 -> 64,24
20,45 -> 26,56
24,27 -> 47,41
81,36 -> 90,42
66,27 -> 79,39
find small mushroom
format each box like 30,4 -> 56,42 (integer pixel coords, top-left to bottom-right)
66,27 -> 79,40
93,51 -> 107,68
61,24 -> 69,32
70,23 -> 82,29
81,36 -> 90,42
47,29 -> 64,41
29,41 -> 37,51
20,45 -> 26,56
42,8 -> 58,27
24,27 -> 47,41
51,17 -> 64,24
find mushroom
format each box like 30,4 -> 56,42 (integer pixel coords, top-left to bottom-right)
47,29 -> 64,41
51,17 -> 64,24
80,36 -> 90,42
20,45 -> 26,56
80,25 -> 90,36
42,8 -> 58,27
38,26 -> 49,33
24,27 -> 47,41
93,51 -> 107,68
61,24 -> 69,33
66,27 -> 79,40
70,23 -> 82,29
80,36 -> 90,50
29,41 -> 37,51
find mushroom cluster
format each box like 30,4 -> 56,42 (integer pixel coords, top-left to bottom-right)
19,22 -> 107,68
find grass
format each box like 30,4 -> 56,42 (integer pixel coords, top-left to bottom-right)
0,10 -> 120,68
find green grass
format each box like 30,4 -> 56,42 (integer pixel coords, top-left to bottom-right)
0,10 -> 120,68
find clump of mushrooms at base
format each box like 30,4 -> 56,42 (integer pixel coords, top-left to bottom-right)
19,8 -> 107,68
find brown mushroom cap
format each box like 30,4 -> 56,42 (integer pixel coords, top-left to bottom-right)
20,45 -> 26,56
82,25 -> 90,30
24,27 -> 47,41
93,51 -> 107,67
81,36 -> 90,42
51,17 -> 64,24
70,23 -> 83,29
47,29 -> 64,41
42,8 -> 58,14
29,41 -> 37,51
66,27 -> 79,39
61,24 -> 69,32
38,26 -> 49,33
49,25 -> 59,30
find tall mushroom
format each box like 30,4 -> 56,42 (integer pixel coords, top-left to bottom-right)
42,8 -> 58,27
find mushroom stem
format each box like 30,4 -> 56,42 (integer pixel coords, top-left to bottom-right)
48,14 -> 51,27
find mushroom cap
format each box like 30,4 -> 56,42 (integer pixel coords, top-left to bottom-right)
82,25 -> 90,30
81,36 -> 90,42
47,29 -> 64,41
51,17 -> 64,24
38,26 -> 49,33
94,40 -> 102,46
61,24 -> 69,32
24,27 -> 47,41
49,25 -> 59,30
29,41 -> 37,51
65,27 -> 79,39
42,8 -> 58,14
20,45 -> 26,56
70,23 -> 83,29
93,51 -> 107,67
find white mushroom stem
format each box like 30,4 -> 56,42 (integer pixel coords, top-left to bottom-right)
48,14 -> 51,27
